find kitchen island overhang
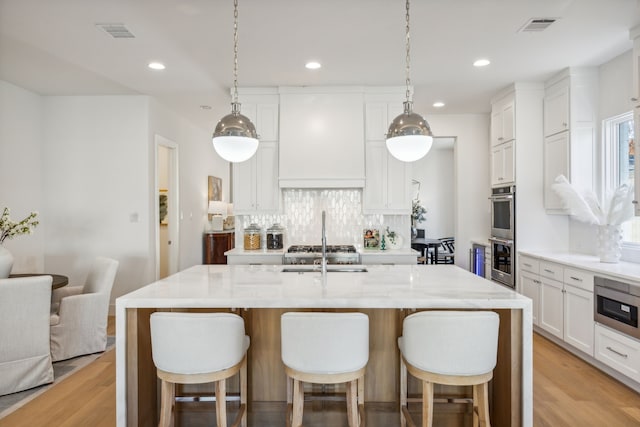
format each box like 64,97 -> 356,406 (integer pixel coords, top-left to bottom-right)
116,264 -> 532,426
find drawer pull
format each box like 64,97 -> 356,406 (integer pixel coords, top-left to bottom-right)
606,346 -> 629,359
569,276 -> 582,282
523,263 -> 532,267
534,280 -> 541,284
544,269 -> 554,274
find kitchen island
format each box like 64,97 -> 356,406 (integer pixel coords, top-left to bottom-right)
115,264 -> 532,427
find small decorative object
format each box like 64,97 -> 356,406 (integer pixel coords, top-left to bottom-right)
380,234 -> 386,251
266,223 -> 286,250
412,199 -> 427,225
552,175 -> 634,263
159,192 -> 168,225
0,207 -> 39,278
244,223 -> 262,250
363,229 -> 380,249
385,226 -> 404,250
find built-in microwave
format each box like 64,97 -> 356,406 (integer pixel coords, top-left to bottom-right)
594,276 -> 640,340
490,185 -> 515,240
489,237 -> 514,289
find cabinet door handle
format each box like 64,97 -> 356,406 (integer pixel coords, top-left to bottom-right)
606,346 -> 629,359
569,276 -> 582,282
633,200 -> 639,205
534,280 -> 541,284
523,263 -> 532,268
544,269 -> 554,274
498,137 -> 504,141
562,122 -> 567,127
631,97 -> 638,102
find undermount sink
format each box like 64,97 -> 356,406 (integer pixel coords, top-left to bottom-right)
281,266 -> 368,273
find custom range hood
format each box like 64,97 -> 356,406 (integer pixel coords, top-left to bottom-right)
278,87 -> 365,188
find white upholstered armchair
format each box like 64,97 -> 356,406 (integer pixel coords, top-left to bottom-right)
50,257 -> 119,362
0,275 -> 54,396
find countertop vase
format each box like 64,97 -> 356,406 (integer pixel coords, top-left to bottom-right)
0,244 -> 14,278
598,224 -> 622,263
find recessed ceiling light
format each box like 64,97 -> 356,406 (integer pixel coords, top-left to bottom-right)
433,102 -> 445,108
305,61 -> 322,70
148,62 -> 166,70
473,59 -> 490,67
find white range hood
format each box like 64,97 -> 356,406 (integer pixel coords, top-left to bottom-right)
278,87 -> 365,188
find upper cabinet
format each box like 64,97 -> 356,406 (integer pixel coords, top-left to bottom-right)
542,68 -> 598,213
490,92 -> 516,187
362,93 -> 412,214
233,89 -> 281,214
490,97 -> 515,146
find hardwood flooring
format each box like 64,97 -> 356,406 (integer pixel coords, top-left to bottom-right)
1,318 -> 639,426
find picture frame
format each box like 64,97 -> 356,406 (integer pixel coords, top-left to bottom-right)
363,229 -> 380,249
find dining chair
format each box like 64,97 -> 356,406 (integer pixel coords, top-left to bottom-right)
50,256 -> 119,361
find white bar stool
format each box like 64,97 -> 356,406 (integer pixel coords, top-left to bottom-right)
281,312 -> 369,427
150,312 -> 250,427
398,311 -> 500,427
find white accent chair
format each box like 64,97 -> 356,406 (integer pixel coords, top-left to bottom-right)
281,312 -> 369,427
150,312 -> 250,427
49,257 -> 118,361
0,275 -> 54,396
398,311 -> 500,427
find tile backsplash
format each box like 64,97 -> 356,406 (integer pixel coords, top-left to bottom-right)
235,189 -> 410,249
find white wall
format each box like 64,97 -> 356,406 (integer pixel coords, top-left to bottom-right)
569,49 -> 634,255
412,139 -> 454,239
427,114 -> 491,270
42,95 -> 153,301
0,80 -> 45,272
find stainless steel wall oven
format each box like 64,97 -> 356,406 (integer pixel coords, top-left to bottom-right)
490,185 -> 515,240
489,237 -> 514,289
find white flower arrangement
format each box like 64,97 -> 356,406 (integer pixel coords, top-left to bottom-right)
0,207 -> 39,244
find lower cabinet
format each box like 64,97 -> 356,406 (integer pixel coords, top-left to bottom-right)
595,323 -> 640,383
203,232 -> 235,264
519,255 -> 595,357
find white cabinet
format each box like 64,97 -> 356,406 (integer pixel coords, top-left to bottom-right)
363,140 -> 412,214
491,140 -> 514,186
595,323 -> 640,383
490,98 -> 515,146
543,68 -> 597,212
363,97 -> 412,214
540,275 -> 564,340
564,284 -> 594,356
520,271 -> 541,326
232,142 -> 279,214
521,254 -> 595,357
543,85 -> 569,137
543,132 -> 569,210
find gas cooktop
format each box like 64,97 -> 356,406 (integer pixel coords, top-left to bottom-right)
287,245 -> 357,254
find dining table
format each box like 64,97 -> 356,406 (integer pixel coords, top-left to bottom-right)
9,273 -> 69,289
410,237 -> 442,264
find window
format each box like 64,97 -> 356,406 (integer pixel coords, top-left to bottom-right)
603,112 -> 637,243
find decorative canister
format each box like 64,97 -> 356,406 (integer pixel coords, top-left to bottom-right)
266,223 -> 285,250
243,223 -> 262,250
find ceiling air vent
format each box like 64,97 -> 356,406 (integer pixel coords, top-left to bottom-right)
518,18 -> 557,33
96,23 -> 135,39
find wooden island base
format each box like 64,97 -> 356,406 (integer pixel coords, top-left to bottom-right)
126,307 -> 522,427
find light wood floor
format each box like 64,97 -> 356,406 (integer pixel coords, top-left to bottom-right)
2,317 -> 639,426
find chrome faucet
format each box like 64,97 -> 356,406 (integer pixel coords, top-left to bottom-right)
321,210 -> 327,275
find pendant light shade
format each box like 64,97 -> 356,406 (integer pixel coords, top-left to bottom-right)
211,0 -> 259,163
386,101 -> 433,162
386,0 -> 433,162
212,102 -> 259,162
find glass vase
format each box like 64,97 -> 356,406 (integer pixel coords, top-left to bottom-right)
597,225 -> 622,263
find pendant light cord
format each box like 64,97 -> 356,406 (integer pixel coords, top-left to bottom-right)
232,0 -> 239,105
404,0 -> 411,104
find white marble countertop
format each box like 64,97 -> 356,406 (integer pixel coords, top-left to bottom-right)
115,264 -> 530,310
225,248 -> 419,257
359,248 -> 419,256
518,250 -> 640,284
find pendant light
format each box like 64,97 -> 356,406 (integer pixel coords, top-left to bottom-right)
212,0 -> 259,163
386,0 -> 433,162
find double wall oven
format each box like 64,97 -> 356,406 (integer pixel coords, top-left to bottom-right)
489,185 -> 515,289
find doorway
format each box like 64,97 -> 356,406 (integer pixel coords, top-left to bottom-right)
155,135 -> 179,279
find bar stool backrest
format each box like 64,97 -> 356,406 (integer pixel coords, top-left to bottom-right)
151,312 -> 247,375
281,312 -> 369,375
400,311 -> 499,376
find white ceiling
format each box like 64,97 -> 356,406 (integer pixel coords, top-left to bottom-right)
1,0 -> 639,133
